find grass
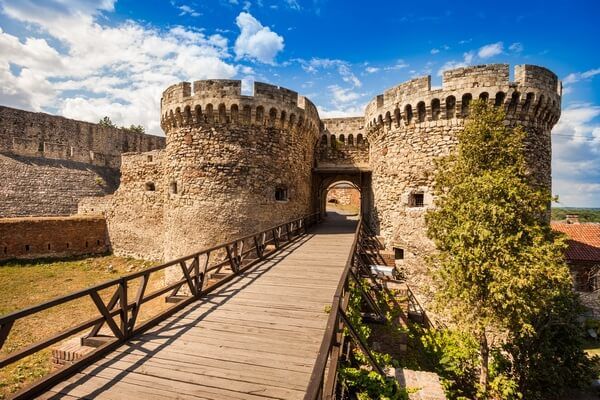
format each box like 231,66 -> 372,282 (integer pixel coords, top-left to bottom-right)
0,255 -> 168,399
551,208 -> 600,223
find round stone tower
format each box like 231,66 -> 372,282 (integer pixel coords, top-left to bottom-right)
363,64 -> 561,302
160,80 -> 320,261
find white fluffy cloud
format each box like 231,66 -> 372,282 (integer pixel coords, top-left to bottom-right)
329,85 -> 361,104
437,51 -> 475,76
298,58 -> 362,87
234,12 -> 284,64
0,1 -> 242,133
563,68 -> 600,85
478,42 -> 503,58
509,42 -> 523,53
552,104 -> 600,207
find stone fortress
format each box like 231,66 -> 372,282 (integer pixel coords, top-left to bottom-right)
0,63 -> 562,303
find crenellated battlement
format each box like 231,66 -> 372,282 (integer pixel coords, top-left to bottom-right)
160,79 -> 321,136
365,64 -> 561,132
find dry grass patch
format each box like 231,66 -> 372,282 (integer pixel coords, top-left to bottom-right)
0,255 -> 169,399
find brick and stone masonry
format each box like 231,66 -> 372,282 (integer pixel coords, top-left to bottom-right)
22,64 -> 560,305
364,64 -> 561,306
0,215 -> 109,261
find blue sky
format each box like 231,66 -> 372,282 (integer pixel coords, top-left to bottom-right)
0,0 -> 599,207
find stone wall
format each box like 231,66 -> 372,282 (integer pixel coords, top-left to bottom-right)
326,187 -> 361,208
0,216 -> 108,261
0,106 -> 165,217
0,153 -> 118,217
93,150 -> 166,261
0,106 -> 165,169
318,117 -> 369,168
364,64 -> 561,307
160,80 -> 321,267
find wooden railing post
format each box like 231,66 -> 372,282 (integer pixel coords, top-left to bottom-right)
193,255 -> 200,298
119,278 -> 128,339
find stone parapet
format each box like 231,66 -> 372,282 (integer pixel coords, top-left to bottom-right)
365,64 -> 561,132
160,80 -> 321,139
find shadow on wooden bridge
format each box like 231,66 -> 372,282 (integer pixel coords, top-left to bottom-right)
37,213 -> 358,399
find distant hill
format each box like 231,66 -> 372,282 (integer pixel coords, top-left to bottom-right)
551,208 -> 600,223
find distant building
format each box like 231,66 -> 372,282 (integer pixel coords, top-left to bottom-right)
552,214 -> 600,292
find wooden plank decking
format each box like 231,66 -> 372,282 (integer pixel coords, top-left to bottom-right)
39,213 -> 358,399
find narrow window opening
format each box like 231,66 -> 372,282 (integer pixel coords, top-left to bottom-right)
409,193 -> 425,208
3,246 -> 7,254
85,241 -> 89,248
25,244 -> 30,252
431,99 -> 441,121
47,244 -> 51,250
275,187 -> 288,202
495,92 -> 506,107
446,96 -> 456,119
394,247 -> 404,260
97,240 -> 101,245
38,142 -> 44,152
147,155 -> 153,162
170,181 -> 178,194
145,182 -> 156,191
66,243 -> 70,249
417,102 -> 426,123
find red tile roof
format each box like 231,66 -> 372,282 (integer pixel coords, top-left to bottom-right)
551,222 -> 600,263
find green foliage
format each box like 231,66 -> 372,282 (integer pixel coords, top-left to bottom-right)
551,208 -> 600,223
339,280 -> 409,399
417,328 -> 479,399
498,291 -> 598,399
98,116 -> 116,128
122,124 -> 145,134
340,368 -> 408,400
425,100 -> 594,398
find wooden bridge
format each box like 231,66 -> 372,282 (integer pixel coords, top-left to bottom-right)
1,212 -> 395,399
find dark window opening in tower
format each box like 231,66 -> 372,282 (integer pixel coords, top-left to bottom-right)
275,187 -> 288,201
410,193 -> 424,207
394,247 -> 404,260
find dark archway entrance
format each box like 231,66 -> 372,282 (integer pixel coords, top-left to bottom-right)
312,167 -> 372,223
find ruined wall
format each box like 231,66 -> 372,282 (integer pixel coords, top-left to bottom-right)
318,117 -> 369,168
326,187 -> 361,208
0,154 -> 118,217
160,80 -> 321,265
99,150 -> 165,261
0,106 -> 165,217
364,64 -> 561,305
0,106 -> 165,168
0,216 -> 108,262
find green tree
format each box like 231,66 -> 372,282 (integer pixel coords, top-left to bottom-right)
98,116 -> 116,128
425,100 -> 594,398
122,124 -> 145,134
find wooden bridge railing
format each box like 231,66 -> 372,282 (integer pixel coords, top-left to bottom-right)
304,220 -> 392,400
0,212 -> 320,399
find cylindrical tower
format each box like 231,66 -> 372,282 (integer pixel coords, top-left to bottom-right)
363,64 -> 561,303
160,80 -> 320,264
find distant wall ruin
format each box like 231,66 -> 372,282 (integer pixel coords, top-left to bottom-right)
0,106 -> 165,217
0,216 -> 109,262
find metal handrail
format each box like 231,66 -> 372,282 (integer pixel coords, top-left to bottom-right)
0,212 -> 321,399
